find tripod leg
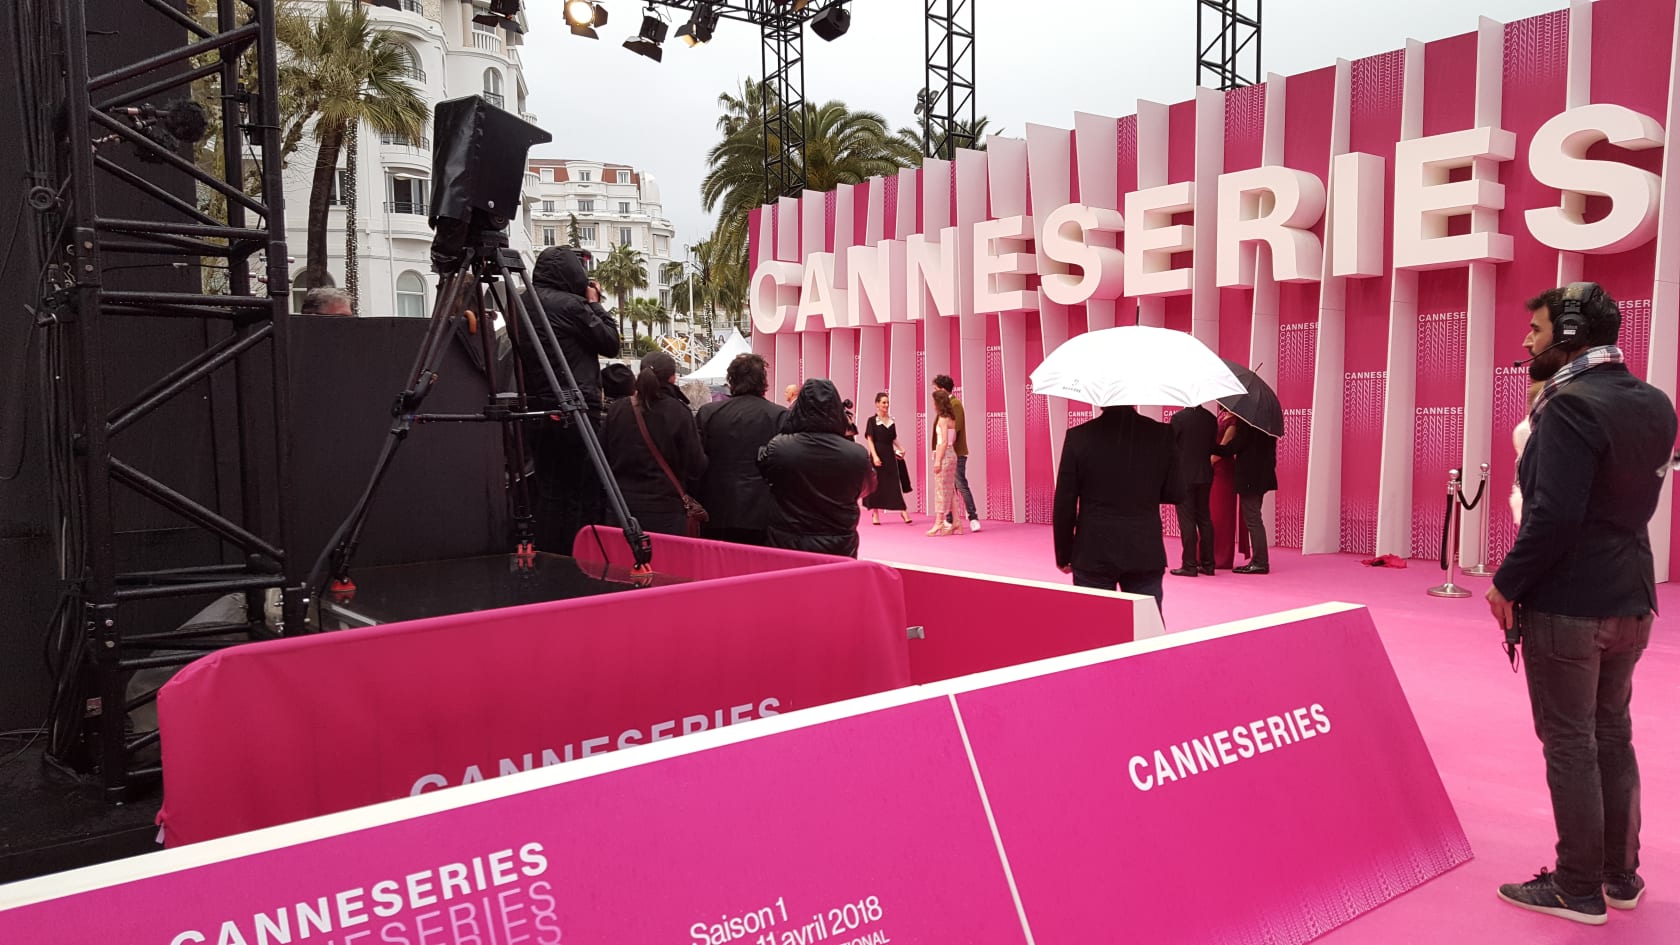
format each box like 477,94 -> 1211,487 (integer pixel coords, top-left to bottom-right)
494,257 -> 651,570
471,279 -> 537,556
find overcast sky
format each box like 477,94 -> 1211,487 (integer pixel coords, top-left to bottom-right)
519,0 -> 1569,254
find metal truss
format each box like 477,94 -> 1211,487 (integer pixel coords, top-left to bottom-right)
922,0 -> 976,160
24,0 -> 300,800
1197,0 -> 1262,90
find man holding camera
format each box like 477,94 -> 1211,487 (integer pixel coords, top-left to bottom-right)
1486,283 -> 1675,926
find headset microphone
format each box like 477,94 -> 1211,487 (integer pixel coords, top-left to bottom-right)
1513,342 -> 1558,368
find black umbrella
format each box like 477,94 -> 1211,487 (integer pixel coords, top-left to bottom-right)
1218,359 -> 1285,438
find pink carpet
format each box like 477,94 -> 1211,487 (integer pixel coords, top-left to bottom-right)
859,519 -> 1680,944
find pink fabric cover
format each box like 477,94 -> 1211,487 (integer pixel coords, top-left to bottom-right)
7,607 -> 1466,945
156,558 -> 910,845
896,565 -> 1138,684
570,524 -> 836,578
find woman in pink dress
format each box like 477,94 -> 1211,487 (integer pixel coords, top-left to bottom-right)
1210,405 -> 1243,568
926,390 -> 961,537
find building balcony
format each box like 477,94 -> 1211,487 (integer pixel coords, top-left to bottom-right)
470,30 -> 503,55
384,201 -> 432,240
482,91 -> 505,109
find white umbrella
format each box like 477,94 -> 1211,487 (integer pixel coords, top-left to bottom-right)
1030,325 -> 1246,407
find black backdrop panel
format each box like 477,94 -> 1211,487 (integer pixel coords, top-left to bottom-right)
287,315 -> 510,571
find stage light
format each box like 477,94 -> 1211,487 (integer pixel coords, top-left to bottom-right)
623,8 -> 668,62
473,0 -> 524,35
565,0 -> 608,39
913,87 -> 940,116
810,1 -> 849,42
675,2 -> 718,46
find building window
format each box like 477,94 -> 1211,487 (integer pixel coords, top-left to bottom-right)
327,168 -> 352,206
386,175 -> 428,214
618,227 -> 633,247
482,69 -> 503,108
399,0 -> 423,13
618,201 -> 631,214
541,200 -> 554,213
660,289 -> 671,308
395,271 -> 428,318
541,227 -> 556,246
655,236 -> 668,255
539,167 -> 553,182
579,170 -> 592,182
618,170 -> 630,183
577,198 -> 594,212
578,225 -> 596,244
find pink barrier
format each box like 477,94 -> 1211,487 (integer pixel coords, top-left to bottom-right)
891,563 -> 1163,684
569,525 -> 835,578
2,604 -> 1467,945
155,558 -> 911,845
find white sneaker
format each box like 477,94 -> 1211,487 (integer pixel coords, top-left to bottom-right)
969,519 -> 982,532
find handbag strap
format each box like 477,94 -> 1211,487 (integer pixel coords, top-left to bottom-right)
631,394 -> 692,503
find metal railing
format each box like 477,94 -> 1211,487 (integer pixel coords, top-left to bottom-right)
385,201 -> 427,215
406,65 -> 427,83
400,0 -> 424,13
380,133 -> 431,150
482,90 -> 505,108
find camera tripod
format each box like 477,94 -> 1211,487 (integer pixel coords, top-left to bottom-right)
305,231 -> 652,617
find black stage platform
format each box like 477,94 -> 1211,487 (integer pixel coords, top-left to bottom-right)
0,742 -> 161,886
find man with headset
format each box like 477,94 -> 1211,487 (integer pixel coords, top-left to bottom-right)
1487,282 -> 1676,926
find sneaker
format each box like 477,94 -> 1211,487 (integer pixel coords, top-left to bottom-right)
1496,869 -> 1607,925
1605,872 -> 1645,910
969,519 -> 981,532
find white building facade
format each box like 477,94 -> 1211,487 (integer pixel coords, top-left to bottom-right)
282,0 -> 543,317
525,159 -> 679,313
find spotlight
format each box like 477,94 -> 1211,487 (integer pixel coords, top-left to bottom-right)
810,1 -> 849,42
473,0 -> 524,35
913,87 -> 940,116
623,8 -> 668,61
565,0 -> 608,39
674,2 -> 718,46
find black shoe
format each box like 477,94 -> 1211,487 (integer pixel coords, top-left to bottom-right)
1496,869 -> 1607,925
1169,567 -> 1199,577
1233,564 -> 1269,574
1199,566 -> 1215,576
1605,872 -> 1645,910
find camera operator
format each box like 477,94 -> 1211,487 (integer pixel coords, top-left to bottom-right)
519,246 -> 620,552
1486,283 -> 1676,925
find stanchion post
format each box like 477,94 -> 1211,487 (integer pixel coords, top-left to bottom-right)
1428,468 -> 1473,598
1462,462 -> 1495,577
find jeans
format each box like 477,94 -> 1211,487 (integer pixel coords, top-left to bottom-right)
1073,567 -> 1164,616
1520,609 -> 1651,896
1175,483 -> 1214,569
945,454 -> 977,523
1238,492 -> 1269,568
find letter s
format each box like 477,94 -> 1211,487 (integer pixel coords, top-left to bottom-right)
1127,756 -> 1154,791
519,842 -> 548,878
1311,703 -> 1331,734
758,697 -> 780,718
1525,103 -> 1663,254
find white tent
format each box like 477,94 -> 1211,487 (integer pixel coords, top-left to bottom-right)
684,330 -> 752,383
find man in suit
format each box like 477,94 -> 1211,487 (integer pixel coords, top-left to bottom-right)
1214,409 -> 1278,574
1168,405 -> 1218,577
1486,283 -> 1676,926
697,354 -> 787,547
1052,405 -> 1181,612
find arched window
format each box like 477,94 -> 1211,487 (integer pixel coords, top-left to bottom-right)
395,271 -> 428,318
482,69 -> 503,107
403,45 -> 425,83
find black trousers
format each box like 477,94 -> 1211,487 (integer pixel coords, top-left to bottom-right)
1174,482 -> 1215,570
532,417 -> 604,554
1520,609 -> 1651,896
1072,566 -> 1164,615
1239,491 -> 1269,568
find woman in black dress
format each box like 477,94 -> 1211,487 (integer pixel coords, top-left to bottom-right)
861,391 -> 912,525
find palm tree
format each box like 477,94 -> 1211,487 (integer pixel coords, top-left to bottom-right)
566,213 -> 583,248
280,0 -> 427,289
593,243 -> 648,341
894,114 -> 1001,159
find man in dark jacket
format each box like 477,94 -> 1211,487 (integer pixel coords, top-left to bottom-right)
697,354 -> 786,546
1168,404 -> 1218,577
519,246 -> 619,552
1487,283 -> 1677,926
1053,405 -> 1181,612
1214,410 -> 1278,574
758,379 -> 874,557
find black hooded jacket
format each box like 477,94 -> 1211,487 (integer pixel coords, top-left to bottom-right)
757,380 -> 875,557
519,247 -> 619,416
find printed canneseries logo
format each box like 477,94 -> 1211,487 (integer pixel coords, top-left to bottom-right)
409,698 -> 782,795
691,894 -> 890,945
1127,703 -> 1332,792
168,843 -> 559,945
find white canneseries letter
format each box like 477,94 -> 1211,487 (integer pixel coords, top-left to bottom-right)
1525,103 -> 1664,254
904,231 -> 958,320
1393,126 -> 1517,270
749,261 -> 804,334
1040,203 -> 1125,305
1124,182 -> 1196,297
846,239 -> 906,326
1331,152 -> 1387,278
1215,166 -> 1327,287
971,214 -> 1038,312
796,252 -> 843,330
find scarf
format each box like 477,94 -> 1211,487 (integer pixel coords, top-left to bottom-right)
1530,345 -> 1623,423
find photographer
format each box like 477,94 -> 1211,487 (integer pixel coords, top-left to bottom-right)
519,246 -> 619,552
1487,283 -> 1676,926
